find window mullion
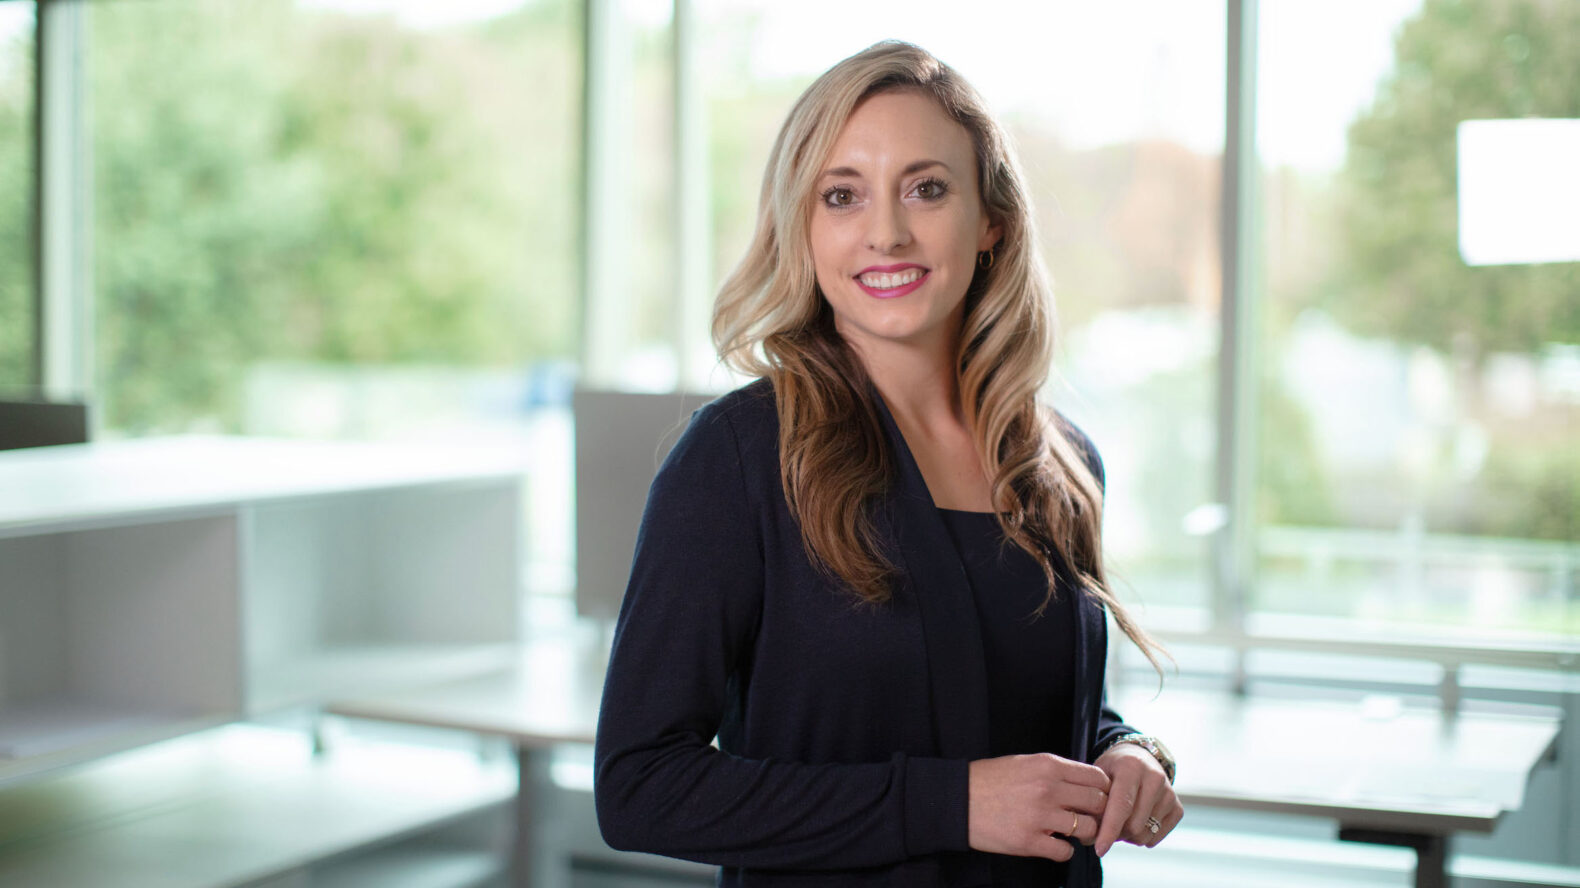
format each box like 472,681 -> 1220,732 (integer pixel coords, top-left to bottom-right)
671,0 -> 709,393
580,0 -> 632,389
35,0 -> 91,407
1215,0 -> 1261,684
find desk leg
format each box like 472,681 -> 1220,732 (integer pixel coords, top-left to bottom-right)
1338,827 -> 1448,888
513,743 -> 533,887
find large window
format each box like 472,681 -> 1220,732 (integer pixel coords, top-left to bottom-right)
1255,0 -> 1580,638
17,0 -> 1574,641
697,0 -> 1226,616
84,0 -> 581,437
0,1 -> 33,393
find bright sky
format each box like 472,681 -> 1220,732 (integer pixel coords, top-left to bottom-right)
1258,0 -> 1424,169
0,4 -> 30,42
299,0 -> 672,29
2,0 -> 1424,171
688,0 -> 1421,169
294,0 -> 1426,166
696,0 -> 1223,152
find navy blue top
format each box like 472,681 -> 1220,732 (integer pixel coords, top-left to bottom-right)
939,507 -> 1076,888
594,379 -> 1136,888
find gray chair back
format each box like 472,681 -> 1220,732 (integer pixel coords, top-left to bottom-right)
573,388 -> 714,621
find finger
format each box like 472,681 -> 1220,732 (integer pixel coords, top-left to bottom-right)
1062,761 -> 1112,789
1143,798 -> 1185,848
1135,793 -> 1180,848
1035,834 -> 1075,863
1125,774 -> 1165,842
1062,782 -> 1109,817
1094,776 -> 1136,857
1069,810 -> 1100,846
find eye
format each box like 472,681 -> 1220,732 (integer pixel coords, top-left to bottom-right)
913,178 -> 949,200
821,186 -> 857,208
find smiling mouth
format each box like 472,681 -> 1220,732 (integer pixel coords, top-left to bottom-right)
856,268 -> 927,289
853,268 -> 929,300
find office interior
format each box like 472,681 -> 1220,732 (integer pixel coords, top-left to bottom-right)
0,0 -> 1576,885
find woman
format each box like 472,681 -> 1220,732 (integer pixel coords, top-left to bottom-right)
595,40 -> 1182,887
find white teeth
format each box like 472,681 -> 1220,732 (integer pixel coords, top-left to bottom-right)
859,268 -> 924,289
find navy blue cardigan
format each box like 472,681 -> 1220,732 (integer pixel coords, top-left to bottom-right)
595,379 -> 1136,887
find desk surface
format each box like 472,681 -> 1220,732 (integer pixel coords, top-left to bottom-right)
0,724 -> 513,888
0,435 -> 528,536
1111,686 -> 1560,835
327,633 -> 605,748
329,635 -> 1562,839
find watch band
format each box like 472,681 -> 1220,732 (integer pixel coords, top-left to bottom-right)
1102,732 -> 1176,784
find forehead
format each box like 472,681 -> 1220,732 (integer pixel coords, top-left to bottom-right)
823,89 -> 977,174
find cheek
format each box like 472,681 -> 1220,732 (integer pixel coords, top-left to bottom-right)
920,210 -> 982,260
952,213 -> 988,257
807,223 -> 849,286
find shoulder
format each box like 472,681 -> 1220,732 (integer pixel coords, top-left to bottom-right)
663,378 -> 779,476
1046,407 -> 1105,492
688,377 -> 779,454
698,377 -> 777,427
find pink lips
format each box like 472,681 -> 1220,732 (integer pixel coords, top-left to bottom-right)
853,263 -> 930,299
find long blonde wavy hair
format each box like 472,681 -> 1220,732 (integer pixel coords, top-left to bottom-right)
712,41 -> 1163,673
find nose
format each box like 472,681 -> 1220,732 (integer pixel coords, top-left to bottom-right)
865,196 -> 912,254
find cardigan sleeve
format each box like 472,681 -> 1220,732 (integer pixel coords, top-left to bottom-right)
1095,691 -> 1138,756
593,398 -> 970,870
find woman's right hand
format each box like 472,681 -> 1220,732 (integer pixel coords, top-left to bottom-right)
967,754 -> 1112,861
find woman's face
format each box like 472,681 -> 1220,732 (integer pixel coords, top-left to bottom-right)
808,89 -> 1000,357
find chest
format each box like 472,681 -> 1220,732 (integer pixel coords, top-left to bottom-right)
736,503 -> 1091,765
892,420 -> 994,512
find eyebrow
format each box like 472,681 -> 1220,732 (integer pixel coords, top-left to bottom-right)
818,159 -> 952,180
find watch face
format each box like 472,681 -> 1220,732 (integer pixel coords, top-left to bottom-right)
1124,735 -> 1175,780
1149,738 -> 1176,779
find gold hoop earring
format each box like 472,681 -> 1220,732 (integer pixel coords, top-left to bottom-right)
978,247 -> 995,270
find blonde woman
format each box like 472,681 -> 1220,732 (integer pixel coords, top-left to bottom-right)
595,41 -> 1182,888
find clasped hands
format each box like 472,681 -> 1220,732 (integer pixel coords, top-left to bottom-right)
967,746 -> 1183,862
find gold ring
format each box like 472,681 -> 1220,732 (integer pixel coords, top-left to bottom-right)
1146,816 -> 1161,835
1071,813 -> 1079,835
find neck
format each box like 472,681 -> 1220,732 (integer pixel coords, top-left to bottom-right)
842,325 -> 963,434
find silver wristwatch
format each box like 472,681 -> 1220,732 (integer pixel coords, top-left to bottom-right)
1103,732 -> 1176,784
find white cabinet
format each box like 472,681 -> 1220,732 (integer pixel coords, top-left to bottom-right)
0,436 -> 528,885
0,723 -> 516,888
1,514 -> 242,773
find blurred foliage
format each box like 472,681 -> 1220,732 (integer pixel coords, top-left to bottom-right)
1264,0 -> 1580,544
0,8 -> 31,392
1255,371 -> 1338,528
1468,426 -> 1578,541
1330,0 -> 1580,356
0,0 -> 579,432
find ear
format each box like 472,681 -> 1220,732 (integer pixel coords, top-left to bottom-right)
978,216 -> 1003,253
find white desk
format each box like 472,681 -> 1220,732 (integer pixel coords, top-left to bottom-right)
1111,686 -> 1562,888
330,636 -> 1562,888
0,434 -> 533,532
327,633 -> 604,887
0,436 -> 527,784
0,724 -> 514,887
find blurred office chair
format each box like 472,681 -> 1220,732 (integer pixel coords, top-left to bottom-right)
0,399 -> 90,450
573,388 -> 714,621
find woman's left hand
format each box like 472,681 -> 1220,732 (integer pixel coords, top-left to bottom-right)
1091,743 -> 1183,856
